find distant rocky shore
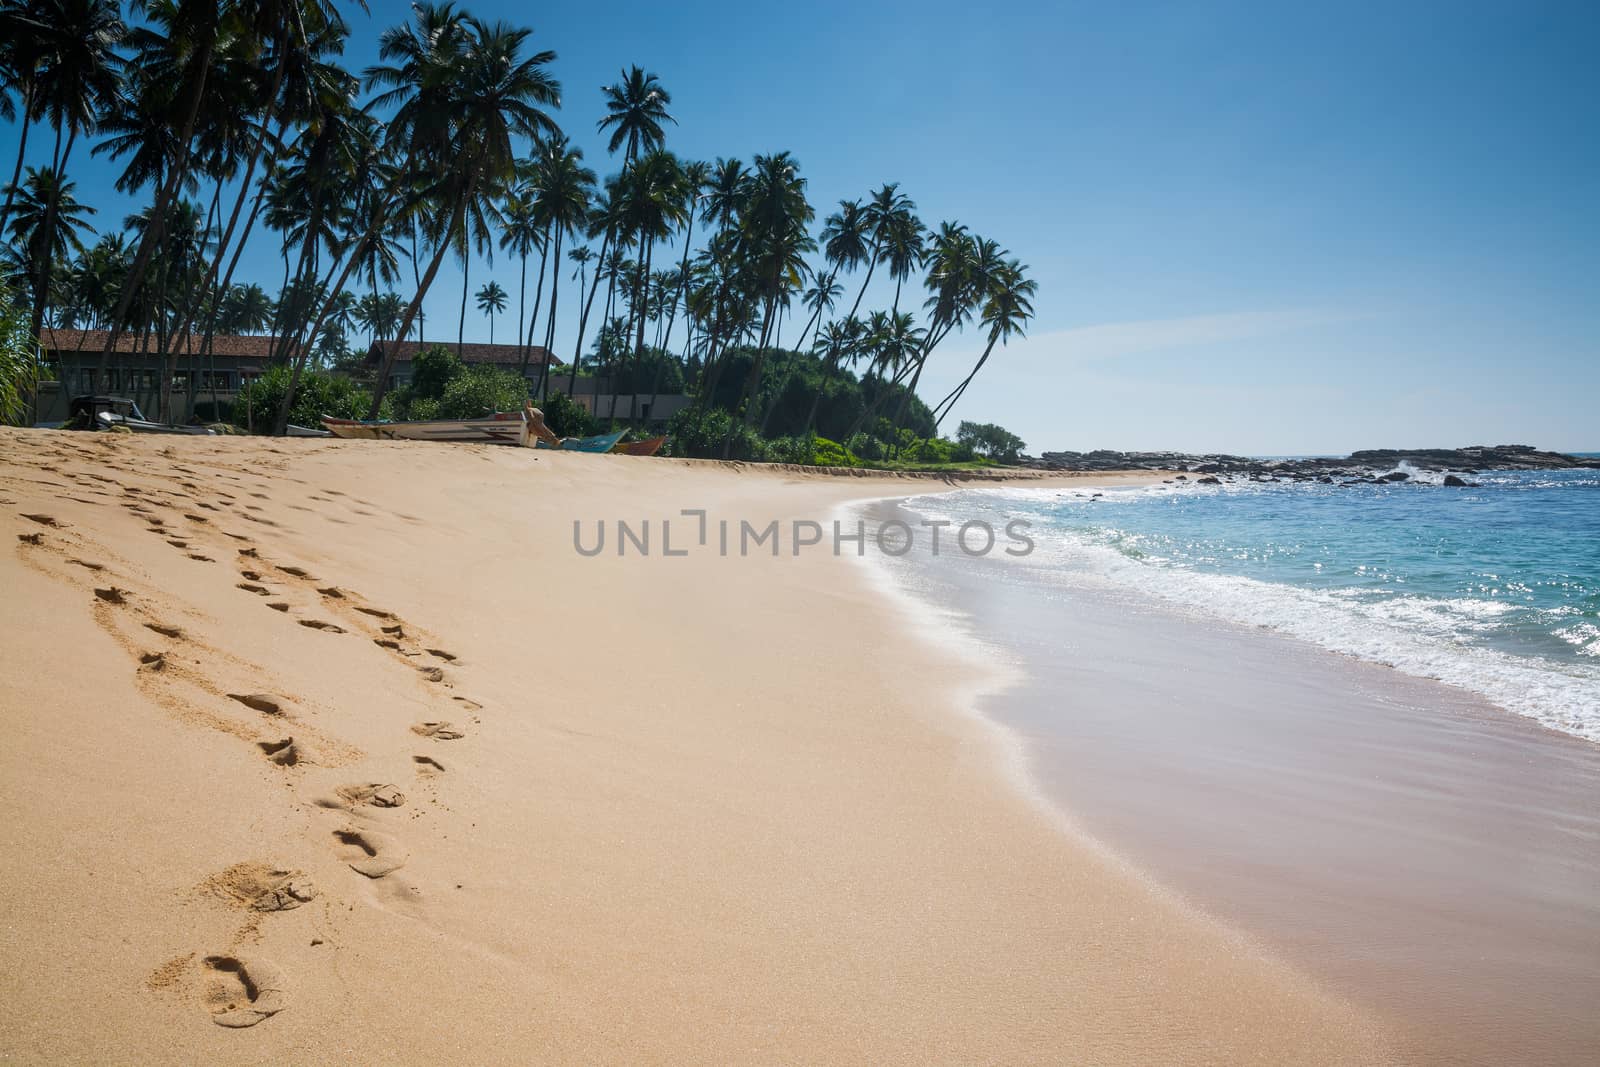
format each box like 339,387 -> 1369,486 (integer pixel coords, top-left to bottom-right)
1022,444 -> 1596,484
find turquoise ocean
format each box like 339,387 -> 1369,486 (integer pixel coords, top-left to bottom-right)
903,462 -> 1600,741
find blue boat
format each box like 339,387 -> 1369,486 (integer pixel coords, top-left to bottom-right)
535,429 -> 627,453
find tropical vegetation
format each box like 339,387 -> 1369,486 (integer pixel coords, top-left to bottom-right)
0,0 -> 1034,462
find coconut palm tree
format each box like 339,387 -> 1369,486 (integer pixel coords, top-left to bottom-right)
3,167 -> 96,352
613,148 -> 686,419
364,8 -> 562,416
931,257 -> 1036,430
475,280 -> 507,342
723,151 -> 814,453
596,65 -> 674,165
562,244 -> 593,394
530,137 -> 595,398
498,188 -> 540,371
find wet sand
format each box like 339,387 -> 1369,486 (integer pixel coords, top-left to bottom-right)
869,496 -> 1600,1065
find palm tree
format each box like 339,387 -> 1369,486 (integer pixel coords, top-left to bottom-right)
724,151 -> 814,453
613,148 -> 686,419
92,0 -> 234,372
365,8 -> 562,416
931,257 -> 1036,430
498,188 -> 540,371
475,280 -> 507,342
530,137 -> 595,398
561,244 -> 594,394
596,65 -> 674,165
3,167 -> 96,351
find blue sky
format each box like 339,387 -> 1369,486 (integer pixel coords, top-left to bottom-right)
4,0 -> 1596,454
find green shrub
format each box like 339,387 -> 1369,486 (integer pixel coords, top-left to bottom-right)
811,436 -> 853,467
667,406 -> 769,461
539,389 -> 595,438
434,365 -> 528,419
956,420 -> 1026,462
234,365 -> 379,432
0,286 -> 33,425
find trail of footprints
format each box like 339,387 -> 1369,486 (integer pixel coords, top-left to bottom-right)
6,449 -> 483,1031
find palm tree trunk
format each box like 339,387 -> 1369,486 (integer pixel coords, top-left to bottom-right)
274,240 -> 367,434
538,226 -> 563,403
369,192 -> 469,418
520,223 -> 550,379
931,329 -> 999,431
563,258 -> 588,398
515,248 -> 527,371
628,238 -> 654,424
0,82 -> 34,233
457,253 -> 469,356
571,229 -> 611,378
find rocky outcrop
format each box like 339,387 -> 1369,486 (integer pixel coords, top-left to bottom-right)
1024,444 -> 1594,479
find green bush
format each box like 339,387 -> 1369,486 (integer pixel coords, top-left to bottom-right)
539,389 -> 595,438
234,365 -> 380,432
434,365 -> 528,419
667,406 -> 769,461
812,436 -> 853,467
956,420 -> 1026,463
0,286 -> 33,425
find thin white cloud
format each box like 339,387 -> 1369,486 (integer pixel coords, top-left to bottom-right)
1009,309 -> 1343,365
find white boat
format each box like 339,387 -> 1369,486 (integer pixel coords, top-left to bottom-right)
320,409 -> 531,446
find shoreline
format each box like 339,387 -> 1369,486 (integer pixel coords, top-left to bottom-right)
2,429 -> 1389,1063
859,493 -> 1600,1065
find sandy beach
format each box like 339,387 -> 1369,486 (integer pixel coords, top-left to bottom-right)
0,427 -> 1405,1063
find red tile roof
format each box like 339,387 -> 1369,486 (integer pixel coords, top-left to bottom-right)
365,341 -> 555,367
40,329 -> 293,360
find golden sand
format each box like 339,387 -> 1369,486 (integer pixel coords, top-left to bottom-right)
0,429 -> 1392,1063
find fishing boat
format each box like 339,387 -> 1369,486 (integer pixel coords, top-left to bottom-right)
534,428 -> 627,453
320,409 -> 531,446
614,435 -> 667,456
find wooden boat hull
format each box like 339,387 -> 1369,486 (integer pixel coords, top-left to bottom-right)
614,435 -> 666,456
534,429 -> 627,453
321,411 -> 531,446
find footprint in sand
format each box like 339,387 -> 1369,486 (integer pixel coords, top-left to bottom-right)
166,539 -> 189,549
228,693 -> 291,716
277,565 -> 312,579
452,696 -> 484,712
184,514 -> 209,524
236,583 -> 271,596
355,606 -> 395,620
425,649 -> 458,662
188,554 -> 215,563
68,558 -> 105,571
256,737 -> 303,766
239,570 -> 263,581
145,622 -> 183,638
298,619 -> 345,633
416,666 -> 445,684
20,513 -> 62,527
204,954 -> 290,1028
266,602 -> 290,612
332,783 -> 405,809
139,652 -> 167,672
413,755 -> 445,774
16,532 -> 42,545
332,827 -> 407,878
237,546 -> 258,557
204,862 -> 318,912
411,721 -> 465,740
316,586 -> 343,599
94,587 -> 129,604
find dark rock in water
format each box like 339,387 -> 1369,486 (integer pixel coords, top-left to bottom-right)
1024,444 -> 1594,477
1443,474 -> 1468,487
1381,471 -> 1410,482
1197,476 -> 1221,485
1174,474 -> 1188,480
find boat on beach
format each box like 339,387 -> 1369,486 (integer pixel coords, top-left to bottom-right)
534,428 -> 627,453
320,410 -> 531,446
614,435 -> 667,456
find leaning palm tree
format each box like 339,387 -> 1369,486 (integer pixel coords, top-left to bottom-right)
931,257 -> 1036,430
365,9 -> 562,416
596,65 -> 674,165
475,280 -> 507,343
561,244 -> 594,394
498,188 -> 541,371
